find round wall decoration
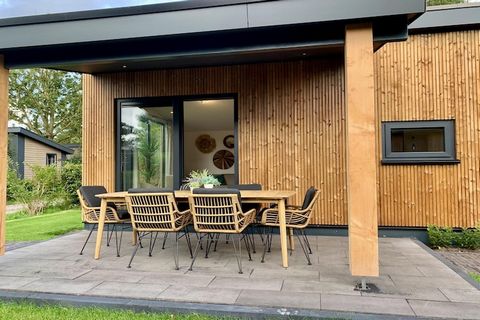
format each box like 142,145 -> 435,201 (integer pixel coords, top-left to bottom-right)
213,150 -> 235,170
195,134 -> 216,153
223,135 -> 234,149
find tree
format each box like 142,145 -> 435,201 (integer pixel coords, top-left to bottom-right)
427,0 -> 464,6
9,69 -> 82,144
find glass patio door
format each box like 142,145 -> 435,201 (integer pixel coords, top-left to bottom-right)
119,103 -> 174,190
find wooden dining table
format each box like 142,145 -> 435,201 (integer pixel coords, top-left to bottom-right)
94,189 -> 296,268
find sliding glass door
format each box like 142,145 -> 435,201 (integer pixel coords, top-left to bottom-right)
119,103 -> 174,190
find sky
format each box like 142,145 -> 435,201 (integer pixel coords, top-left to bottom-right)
0,0 -> 186,19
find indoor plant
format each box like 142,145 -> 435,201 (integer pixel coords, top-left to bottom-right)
185,169 -> 220,190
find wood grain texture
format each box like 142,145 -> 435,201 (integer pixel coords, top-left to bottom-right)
0,56 -> 8,255
345,24 -> 378,276
83,60 -> 347,226
83,29 -> 480,228
375,30 -> 480,228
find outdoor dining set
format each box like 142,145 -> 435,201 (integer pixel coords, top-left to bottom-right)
77,185 -> 319,274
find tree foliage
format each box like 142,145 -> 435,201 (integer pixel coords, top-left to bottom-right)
427,0 -> 464,6
9,69 -> 82,144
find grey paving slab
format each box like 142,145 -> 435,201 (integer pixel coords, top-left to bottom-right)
87,281 -> 169,300
20,278 -> 102,295
0,276 -> 40,290
439,288 -> 480,303
362,288 -> 449,301
321,294 -> 416,316
236,289 -> 321,309
379,265 -> 424,277
158,285 -> 241,305
282,279 -> 360,296
416,265 -> 462,277
76,269 -> 146,283
408,299 -> 480,319
209,276 -> 283,291
250,268 -> 320,281
139,273 -> 215,287
390,275 -> 474,290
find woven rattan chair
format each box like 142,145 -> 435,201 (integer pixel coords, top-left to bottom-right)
77,186 -> 130,257
260,186 -> 319,265
125,189 -> 192,269
188,188 -> 256,274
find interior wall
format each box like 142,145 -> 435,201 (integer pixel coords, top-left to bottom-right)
184,130 -> 235,176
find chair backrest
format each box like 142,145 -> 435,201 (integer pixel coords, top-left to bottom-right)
189,188 -> 243,233
78,186 -> 108,208
221,184 -> 262,191
125,191 -> 178,231
301,186 -> 318,210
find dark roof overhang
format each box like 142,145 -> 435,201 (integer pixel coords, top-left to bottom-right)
8,127 -> 74,154
0,0 -> 425,74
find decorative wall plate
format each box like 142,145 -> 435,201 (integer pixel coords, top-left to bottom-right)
223,135 -> 234,149
195,134 -> 216,153
213,150 -> 235,170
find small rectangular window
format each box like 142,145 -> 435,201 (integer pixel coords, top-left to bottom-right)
382,120 -> 458,164
46,153 -> 57,165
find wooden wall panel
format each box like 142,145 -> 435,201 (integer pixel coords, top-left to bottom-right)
375,30 -> 480,228
83,60 -> 348,226
83,29 -> 480,228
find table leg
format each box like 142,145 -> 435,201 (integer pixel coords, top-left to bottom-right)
288,228 -> 295,251
278,199 -> 289,268
94,199 -> 107,259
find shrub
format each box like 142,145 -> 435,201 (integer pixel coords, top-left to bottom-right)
60,162 -> 82,206
427,225 -> 456,248
457,227 -> 480,250
7,157 -> 23,201
428,224 -> 480,250
10,165 -> 66,215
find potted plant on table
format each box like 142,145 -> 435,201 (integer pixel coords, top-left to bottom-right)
185,169 -> 221,190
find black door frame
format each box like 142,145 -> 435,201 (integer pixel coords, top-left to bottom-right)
115,93 -> 238,191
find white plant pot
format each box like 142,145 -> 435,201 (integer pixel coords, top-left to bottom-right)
204,184 -> 214,189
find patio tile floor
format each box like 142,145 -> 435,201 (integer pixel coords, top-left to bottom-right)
0,231 -> 479,319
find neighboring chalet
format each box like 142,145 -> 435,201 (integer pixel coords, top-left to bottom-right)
8,127 -> 73,179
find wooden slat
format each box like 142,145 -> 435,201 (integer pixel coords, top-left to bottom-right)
0,56 -> 8,255
345,24 -> 379,277
83,60 -> 347,226
375,30 -> 480,228
83,29 -> 480,229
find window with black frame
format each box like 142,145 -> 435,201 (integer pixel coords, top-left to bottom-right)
381,120 -> 459,164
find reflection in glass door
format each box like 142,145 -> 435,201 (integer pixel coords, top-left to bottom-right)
119,104 -> 173,190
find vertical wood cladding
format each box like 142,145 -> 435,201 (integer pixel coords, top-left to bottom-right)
83,60 -> 347,226
375,30 -> 480,228
83,30 -> 480,227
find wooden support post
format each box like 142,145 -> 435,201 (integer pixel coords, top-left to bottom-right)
345,24 -> 379,277
0,56 -> 9,256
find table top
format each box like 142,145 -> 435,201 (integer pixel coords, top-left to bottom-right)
96,189 -> 296,200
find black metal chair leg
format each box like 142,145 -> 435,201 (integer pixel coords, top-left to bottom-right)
106,224 -> 112,246
267,227 -> 273,252
205,234 -> 214,258
301,229 -> 313,254
294,229 -> 312,265
261,227 -> 269,263
250,229 -> 256,253
113,224 -> 120,257
127,233 -> 142,268
185,231 -> 193,258
242,234 -> 252,261
149,232 -> 159,257
213,234 -> 220,252
225,234 -> 230,244
80,224 -> 96,255
162,232 -> 168,249
232,234 -> 243,274
173,232 -> 180,270
189,234 -> 205,271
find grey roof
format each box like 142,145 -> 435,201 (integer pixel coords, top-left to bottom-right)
409,3 -> 480,33
0,0 -> 425,73
8,127 -> 74,154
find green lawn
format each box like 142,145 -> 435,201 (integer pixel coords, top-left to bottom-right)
0,302 -> 219,320
470,272 -> 480,283
6,208 -> 83,242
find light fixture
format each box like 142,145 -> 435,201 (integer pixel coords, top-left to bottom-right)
122,65 -> 127,69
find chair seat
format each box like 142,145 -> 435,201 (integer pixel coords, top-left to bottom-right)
115,208 -> 131,220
